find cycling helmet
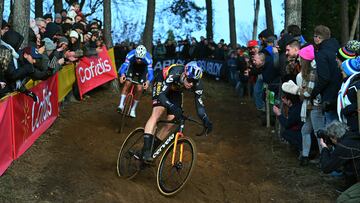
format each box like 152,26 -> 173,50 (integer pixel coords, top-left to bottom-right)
135,45 -> 147,58
184,61 -> 203,80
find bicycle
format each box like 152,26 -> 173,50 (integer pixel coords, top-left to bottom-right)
116,79 -> 141,133
116,115 -> 207,196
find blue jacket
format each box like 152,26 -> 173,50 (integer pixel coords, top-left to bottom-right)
119,49 -> 154,82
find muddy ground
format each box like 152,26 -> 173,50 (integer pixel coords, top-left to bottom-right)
0,78 -> 339,202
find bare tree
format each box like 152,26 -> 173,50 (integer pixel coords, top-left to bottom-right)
252,0 -> 260,40
0,0 -> 4,28
206,0 -> 213,40
264,0 -> 274,34
142,0 -> 155,54
54,0 -> 63,13
350,0 -> 360,40
285,0 -> 302,28
35,0 -> 43,18
103,0 -> 113,48
228,0 -> 237,48
12,0 -> 30,48
340,0 -> 349,45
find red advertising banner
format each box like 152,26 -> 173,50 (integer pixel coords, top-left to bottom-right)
0,98 -> 14,175
12,74 -> 59,159
76,46 -> 117,99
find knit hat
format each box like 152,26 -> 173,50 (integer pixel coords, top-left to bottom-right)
55,13 -> 62,19
43,13 -> 53,20
337,46 -> 356,62
299,44 -> 315,61
58,36 -> 69,45
346,40 -> 360,55
247,40 -> 258,48
69,30 -> 79,39
42,38 -> 56,52
341,57 -> 360,76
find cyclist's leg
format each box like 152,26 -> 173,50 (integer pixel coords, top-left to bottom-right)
142,106 -> 166,161
157,91 -> 182,140
118,80 -> 132,111
129,68 -> 146,117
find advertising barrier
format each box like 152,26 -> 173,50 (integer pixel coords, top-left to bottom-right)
153,58 -> 225,78
0,98 -> 13,176
75,47 -> 117,99
58,64 -> 76,102
12,74 -> 59,159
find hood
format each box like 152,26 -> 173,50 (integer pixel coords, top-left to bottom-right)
1,30 -> 24,52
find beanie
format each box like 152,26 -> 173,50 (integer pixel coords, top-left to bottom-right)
299,44 -> 315,61
337,46 -> 356,62
69,30 -> 79,39
341,57 -> 360,76
346,40 -> 360,55
42,38 -> 56,52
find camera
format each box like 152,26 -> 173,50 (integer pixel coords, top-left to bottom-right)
316,129 -> 333,146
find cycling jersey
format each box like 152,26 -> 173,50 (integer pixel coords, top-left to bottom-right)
118,49 -> 154,82
152,64 -> 208,120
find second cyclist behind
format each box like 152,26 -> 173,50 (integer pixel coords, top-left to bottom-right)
117,45 -> 154,118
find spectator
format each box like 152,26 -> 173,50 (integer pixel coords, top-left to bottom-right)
337,57 -> 360,132
273,91 -> 303,153
319,121 -> 360,193
311,25 -> 342,125
43,13 -> 53,24
153,39 -> 166,59
67,2 -> 80,24
54,13 -> 62,25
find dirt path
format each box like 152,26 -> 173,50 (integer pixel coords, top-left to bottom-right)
0,79 -> 338,202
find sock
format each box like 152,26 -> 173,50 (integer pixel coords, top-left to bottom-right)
143,133 -> 154,153
119,94 -> 126,107
131,100 -> 139,112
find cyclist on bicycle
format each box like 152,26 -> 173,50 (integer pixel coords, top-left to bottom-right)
117,45 -> 154,118
141,61 -> 213,162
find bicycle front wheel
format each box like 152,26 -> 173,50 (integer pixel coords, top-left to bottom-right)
156,137 -> 197,196
117,127 -> 144,179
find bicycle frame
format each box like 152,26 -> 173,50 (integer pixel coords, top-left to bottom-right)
122,79 -> 140,115
152,118 -> 202,165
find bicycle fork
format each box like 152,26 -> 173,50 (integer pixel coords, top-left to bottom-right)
171,132 -> 184,166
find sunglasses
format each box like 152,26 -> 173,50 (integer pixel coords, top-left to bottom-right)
186,77 -> 198,83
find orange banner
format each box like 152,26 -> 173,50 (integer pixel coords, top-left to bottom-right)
12,74 -> 59,159
0,97 -> 14,175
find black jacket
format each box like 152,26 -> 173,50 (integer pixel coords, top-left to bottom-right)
321,132 -> 360,181
311,38 -> 342,109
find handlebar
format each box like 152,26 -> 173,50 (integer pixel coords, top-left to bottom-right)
157,115 -> 208,136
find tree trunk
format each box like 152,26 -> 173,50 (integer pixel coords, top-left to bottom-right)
228,0 -> 237,49
264,0 -> 274,34
340,0 -> 349,45
103,0 -> 113,48
285,0 -> 302,28
35,0 -> 43,18
12,0 -> 30,48
142,0 -> 155,54
54,0 -> 63,14
350,0 -> 360,40
206,0 -> 213,40
252,0 -> 260,40
0,0 -> 4,28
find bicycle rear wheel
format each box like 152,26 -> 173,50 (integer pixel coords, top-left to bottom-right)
117,127 -> 144,179
119,94 -> 133,133
156,137 -> 197,196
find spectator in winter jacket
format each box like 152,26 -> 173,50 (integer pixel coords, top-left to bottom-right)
311,25 -> 342,125
67,2 -> 80,24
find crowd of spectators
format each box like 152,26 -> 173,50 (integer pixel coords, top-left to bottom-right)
0,1 -> 105,100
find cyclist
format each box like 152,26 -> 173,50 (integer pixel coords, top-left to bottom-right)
141,61 -> 213,162
117,45 -> 154,118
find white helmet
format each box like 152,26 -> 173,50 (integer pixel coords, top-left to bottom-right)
135,45 -> 147,58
